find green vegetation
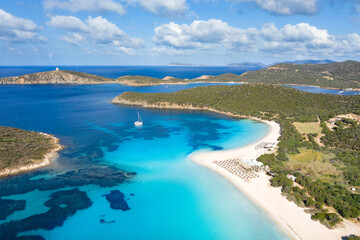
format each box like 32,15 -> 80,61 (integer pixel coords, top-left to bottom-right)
116,84 -> 359,122
116,75 -> 184,85
0,127 -> 58,171
345,236 -> 360,240
114,83 -> 360,227
240,60 -> 360,89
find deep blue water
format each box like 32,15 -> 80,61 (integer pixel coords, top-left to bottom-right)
0,84 -> 288,240
0,66 -> 257,79
284,85 -> 360,95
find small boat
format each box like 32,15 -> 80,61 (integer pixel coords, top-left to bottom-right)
134,112 -> 143,127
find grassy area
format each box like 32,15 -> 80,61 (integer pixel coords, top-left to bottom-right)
287,148 -> 339,181
293,122 -> 322,134
0,127 -> 58,171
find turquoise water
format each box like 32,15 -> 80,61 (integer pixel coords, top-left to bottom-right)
0,84 -> 288,239
22,118 -> 286,240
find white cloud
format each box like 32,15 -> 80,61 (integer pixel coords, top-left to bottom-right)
117,46 -> 135,55
151,47 -> 195,56
47,15 -> 88,32
48,15 -> 144,54
43,0 -> 189,17
154,19 -> 360,58
43,0 -> 126,15
129,0 -> 188,17
0,9 -> 46,43
238,0 -> 318,15
153,19 -> 257,50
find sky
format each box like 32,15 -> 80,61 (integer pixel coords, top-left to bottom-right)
1,0 -> 360,65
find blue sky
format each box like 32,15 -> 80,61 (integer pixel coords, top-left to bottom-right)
1,0 -> 360,65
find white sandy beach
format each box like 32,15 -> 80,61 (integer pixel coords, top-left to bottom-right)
190,120 -> 360,240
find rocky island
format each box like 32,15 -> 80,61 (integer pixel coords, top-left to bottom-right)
0,126 -> 62,177
0,69 -> 115,84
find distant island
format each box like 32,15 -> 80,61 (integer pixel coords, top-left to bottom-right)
0,126 -> 62,177
227,62 -> 266,68
0,69 -> 116,84
278,59 -> 335,65
1,60 -> 360,89
168,62 -> 207,66
113,84 -> 360,239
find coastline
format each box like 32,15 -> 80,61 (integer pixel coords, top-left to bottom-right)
0,133 -> 63,178
112,98 -> 360,240
189,120 -> 360,240
2,78 -> 359,91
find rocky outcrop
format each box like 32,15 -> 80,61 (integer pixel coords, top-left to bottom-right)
0,70 -> 115,84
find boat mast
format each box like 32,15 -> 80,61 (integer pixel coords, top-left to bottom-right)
138,112 -> 142,122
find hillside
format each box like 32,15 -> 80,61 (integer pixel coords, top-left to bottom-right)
0,70 -> 115,84
240,60 -> 360,89
0,126 -> 62,176
113,84 -> 359,121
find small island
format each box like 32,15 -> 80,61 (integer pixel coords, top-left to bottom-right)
113,84 -> 360,240
0,126 -> 62,177
0,69 -> 115,84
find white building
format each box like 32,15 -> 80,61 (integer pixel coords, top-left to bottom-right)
56,67 -> 59,71
287,174 -> 296,181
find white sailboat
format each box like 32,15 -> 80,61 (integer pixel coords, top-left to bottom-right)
134,112 -> 143,127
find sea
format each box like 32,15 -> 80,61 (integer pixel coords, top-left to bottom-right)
0,66 -> 358,240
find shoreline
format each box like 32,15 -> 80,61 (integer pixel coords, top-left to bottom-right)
112,98 -> 360,239
0,133 -> 63,178
1,79 -> 359,91
189,120 -> 360,240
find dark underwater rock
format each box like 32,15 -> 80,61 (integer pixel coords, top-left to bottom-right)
102,190 -> 130,211
0,188 -> 92,239
100,219 -> 115,224
0,166 -> 136,197
0,198 -> 26,220
16,235 -> 45,240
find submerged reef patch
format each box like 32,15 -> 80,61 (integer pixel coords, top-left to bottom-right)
0,198 -> 26,220
102,190 -> 130,211
0,166 -> 136,197
0,188 -> 92,239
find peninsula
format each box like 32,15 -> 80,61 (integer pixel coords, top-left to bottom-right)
113,84 -> 360,240
0,126 -> 62,177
